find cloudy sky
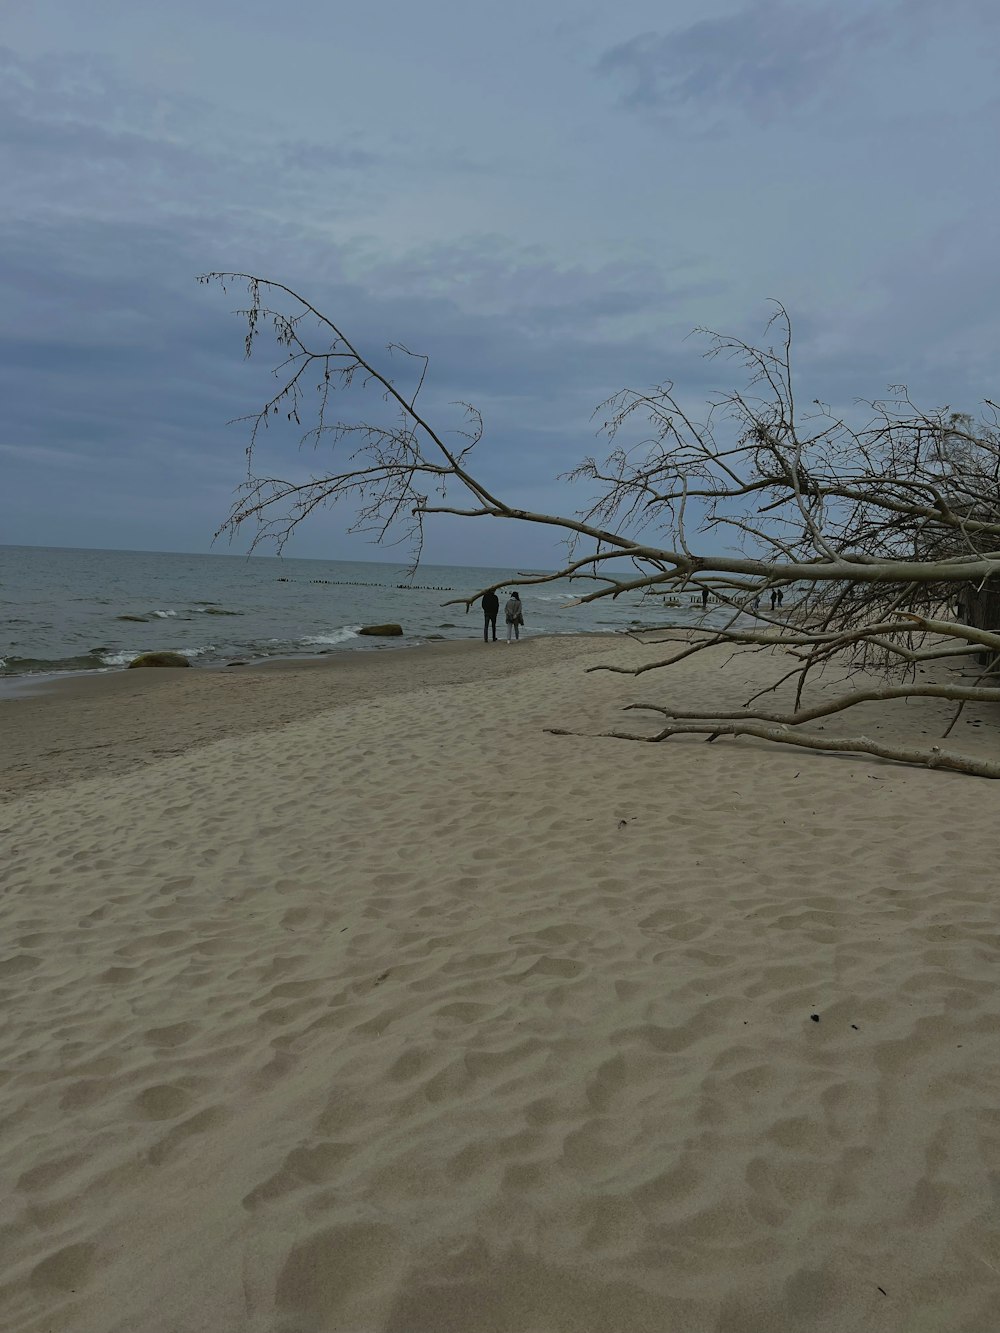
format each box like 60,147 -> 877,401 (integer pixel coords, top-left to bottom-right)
2,0 -> 998,566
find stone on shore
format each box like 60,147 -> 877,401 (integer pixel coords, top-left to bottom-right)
358,624 -> 403,636
127,652 -> 191,668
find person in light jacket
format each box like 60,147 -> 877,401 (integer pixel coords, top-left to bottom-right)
504,591 -> 524,642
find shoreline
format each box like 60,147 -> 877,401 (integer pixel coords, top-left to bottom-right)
0,627 -> 637,702
0,635 -> 517,700
4,626 -> 997,803
0,633 -> 632,800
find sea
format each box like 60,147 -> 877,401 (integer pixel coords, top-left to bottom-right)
0,544 -> 736,683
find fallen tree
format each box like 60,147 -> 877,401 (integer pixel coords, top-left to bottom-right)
202,274 -> 1000,777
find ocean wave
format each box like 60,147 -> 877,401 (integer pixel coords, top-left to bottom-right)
103,643 -> 217,666
1,651 -> 111,675
0,640 -> 224,675
299,626 -> 363,647
193,606 -> 242,616
150,609 -> 178,618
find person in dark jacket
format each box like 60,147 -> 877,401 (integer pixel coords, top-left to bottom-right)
504,591 -> 524,642
482,589 -> 500,642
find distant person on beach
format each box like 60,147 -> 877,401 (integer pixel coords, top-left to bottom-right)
504,591 -> 524,642
770,589 -> 778,611
481,589 -> 499,642
701,587 -> 709,609
777,589 -> 784,607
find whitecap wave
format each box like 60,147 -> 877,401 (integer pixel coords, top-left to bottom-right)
96,643 -> 216,667
150,609 -> 178,618
300,625 -> 362,646
95,650 -> 135,667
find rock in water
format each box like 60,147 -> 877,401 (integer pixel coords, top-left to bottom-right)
127,652 -> 191,668
358,624 -> 403,636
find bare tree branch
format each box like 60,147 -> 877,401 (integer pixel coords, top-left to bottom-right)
204,278 -> 1000,777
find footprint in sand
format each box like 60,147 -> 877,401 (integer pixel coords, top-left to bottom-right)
143,1022 -> 199,1048
131,1084 -> 195,1121
29,1242 -> 98,1292
0,953 -> 41,977
147,1106 -> 227,1165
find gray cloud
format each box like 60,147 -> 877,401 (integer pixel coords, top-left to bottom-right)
0,198 -> 715,562
0,40 -> 726,562
598,3 -> 883,121
597,0 -> 999,125
2,5 -> 999,566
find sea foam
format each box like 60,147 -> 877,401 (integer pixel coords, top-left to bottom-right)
300,626 -> 363,647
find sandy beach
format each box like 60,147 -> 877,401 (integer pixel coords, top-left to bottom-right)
2,633 -> 1000,1332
